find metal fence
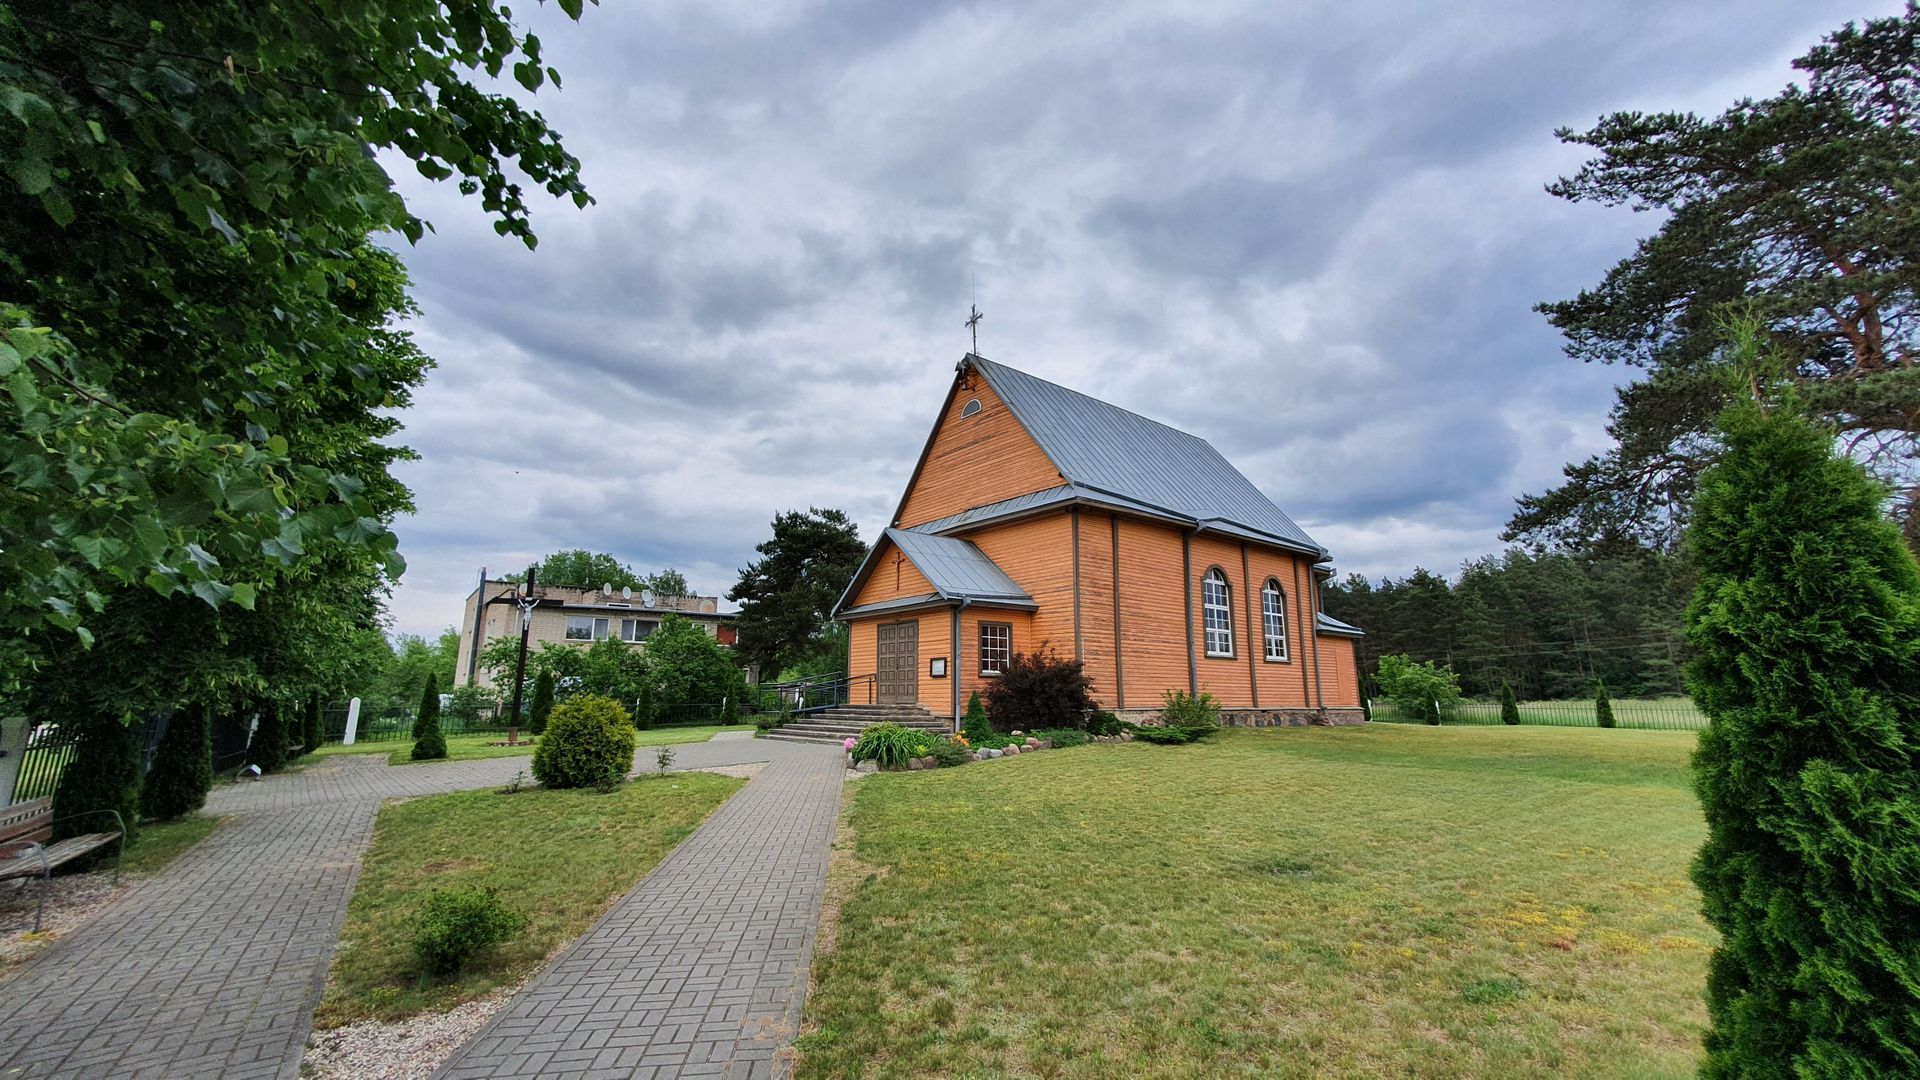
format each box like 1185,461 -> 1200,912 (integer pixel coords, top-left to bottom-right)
319,703 -> 533,744
1369,696 -> 1707,731
10,713 -> 169,804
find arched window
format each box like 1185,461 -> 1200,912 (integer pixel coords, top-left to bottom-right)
1262,580 -> 1289,661
1202,568 -> 1233,657
960,398 -> 982,419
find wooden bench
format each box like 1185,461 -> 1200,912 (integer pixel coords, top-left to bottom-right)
0,798 -> 125,932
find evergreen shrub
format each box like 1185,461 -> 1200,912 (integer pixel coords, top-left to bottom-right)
141,703 -> 213,821
531,695 -> 636,788
962,691 -> 993,744
302,693 -> 324,754
527,669 -> 554,736
1594,681 -> 1615,729
1686,359 -> 1920,1076
52,715 -> 141,850
413,674 -> 440,739
1499,681 -> 1521,725
247,702 -> 289,772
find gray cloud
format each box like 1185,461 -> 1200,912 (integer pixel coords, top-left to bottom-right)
375,0 -> 1898,635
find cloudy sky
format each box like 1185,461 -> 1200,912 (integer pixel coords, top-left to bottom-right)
378,0 -> 1892,639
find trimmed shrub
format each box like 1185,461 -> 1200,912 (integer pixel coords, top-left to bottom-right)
413,674 -> 440,739
1374,654 -> 1462,723
1141,691 -> 1222,744
1594,681 -> 1615,729
721,694 -> 739,725
52,715 -> 141,850
410,886 -> 527,975
141,703 -> 213,821
411,711 -> 448,760
531,695 -> 636,788
849,723 -> 933,770
301,693 -> 323,755
925,736 -> 972,768
1086,709 -> 1123,737
527,668 -> 554,736
982,649 -> 1097,732
961,691 -> 993,744
1499,681 -> 1521,725
1685,376 -> 1920,1076
247,702 -> 289,772
1033,727 -> 1090,748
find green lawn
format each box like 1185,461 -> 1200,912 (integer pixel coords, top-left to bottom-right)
314,771 -> 744,1026
304,725 -> 756,766
799,725 -> 1712,1079
123,813 -> 223,875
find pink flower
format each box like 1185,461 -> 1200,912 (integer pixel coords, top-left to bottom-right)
843,737 -> 857,751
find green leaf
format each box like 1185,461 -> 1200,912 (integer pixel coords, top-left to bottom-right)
73,534 -> 128,570
206,207 -> 240,244
189,579 -> 234,607
86,119 -> 106,144
10,157 -> 52,196
222,474 -> 280,516
558,0 -> 584,18
230,581 -> 257,609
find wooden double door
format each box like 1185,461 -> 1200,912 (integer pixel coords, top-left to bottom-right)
876,621 -> 919,704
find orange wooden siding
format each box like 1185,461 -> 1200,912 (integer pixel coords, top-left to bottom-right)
851,537 -> 936,608
846,611 -> 956,716
1107,517 -> 1190,707
1315,636 -> 1360,706
953,608 -> 1034,718
1246,546 -> 1313,709
896,375 -> 1062,528
1075,511 -> 1118,706
966,513 -> 1076,656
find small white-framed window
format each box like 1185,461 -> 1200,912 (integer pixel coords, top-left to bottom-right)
1202,568 -> 1233,657
960,398 -> 982,419
1262,579 -> 1289,662
564,615 -> 609,641
979,622 -> 1011,675
621,618 -> 657,643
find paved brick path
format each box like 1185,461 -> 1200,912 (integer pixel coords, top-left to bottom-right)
0,736 -> 842,1079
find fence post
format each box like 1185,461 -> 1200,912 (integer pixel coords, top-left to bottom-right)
343,697 -> 362,745
0,716 -> 27,807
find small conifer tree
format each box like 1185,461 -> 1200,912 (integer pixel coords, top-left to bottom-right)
633,680 -> 654,730
1686,344 -> 1920,1076
53,716 -> 142,849
962,691 -> 992,744
721,694 -> 739,725
1593,681 -> 1615,729
1499,681 -> 1521,725
246,702 -> 289,773
528,669 -> 555,736
411,676 -> 449,761
302,693 -> 324,754
413,674 -> 441,740
141,703 -> 214,820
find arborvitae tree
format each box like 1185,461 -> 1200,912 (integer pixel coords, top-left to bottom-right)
633,680 -> 654,730
721,694 -> 739,725
302,693 -> 324,755
141,703 -> 213,820
246,702 -> 289,773
413,674 -> 440,739
52,716 -> 141,849
963,692 -> 992,744
1593,681 -> 1615,729
1499,681 -> 1521,725
528,669 -> 555,736
411,691 -> 449,761
1686,386 -> 1920,1076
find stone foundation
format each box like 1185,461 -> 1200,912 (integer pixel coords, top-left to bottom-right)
1113,706 -> 1367,728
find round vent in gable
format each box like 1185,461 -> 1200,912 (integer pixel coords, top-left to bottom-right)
960,398 -> 982,418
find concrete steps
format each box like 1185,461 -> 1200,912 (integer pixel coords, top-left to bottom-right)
763,704 -> 949,745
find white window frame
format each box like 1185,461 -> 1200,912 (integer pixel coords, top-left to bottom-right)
979,622 -> 1011,676
564,615 -> 609,641
621,618 -> 657,643
1262,580 -> 1289,662
1202,569 -> 1233,658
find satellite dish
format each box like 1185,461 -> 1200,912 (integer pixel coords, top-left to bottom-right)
640,589 -> 655,607
622,586 -> 633,600
602,582 -> 613,596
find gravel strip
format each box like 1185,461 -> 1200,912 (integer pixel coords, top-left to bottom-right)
305,983 -> 521,1080
0,869 -> 124,976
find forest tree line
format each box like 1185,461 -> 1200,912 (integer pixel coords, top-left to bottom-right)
1322,544 -> 1694,702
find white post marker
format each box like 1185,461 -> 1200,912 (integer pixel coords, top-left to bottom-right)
0,716 -> 29,807
343,697 -> 362,745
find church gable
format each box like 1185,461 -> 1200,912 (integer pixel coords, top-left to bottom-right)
894,372 -> 1063,529
850,536 -> 936,607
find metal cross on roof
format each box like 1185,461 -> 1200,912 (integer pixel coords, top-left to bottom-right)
965,304 -> 983,354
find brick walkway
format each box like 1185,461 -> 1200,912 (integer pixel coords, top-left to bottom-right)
0,736 -> 842,1079
437,745 -> 844,1079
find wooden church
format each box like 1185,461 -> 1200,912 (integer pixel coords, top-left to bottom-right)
833,354 -> 1365,726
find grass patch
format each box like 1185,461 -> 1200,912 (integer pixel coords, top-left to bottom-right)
123,814 -> 222,875
800,724 -> 1712,1079
303,725 -> 755,765
314,771 -> 742,1026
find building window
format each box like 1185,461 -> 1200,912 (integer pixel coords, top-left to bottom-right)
621,618 -> 657,643
1202,569 -> 1233,657
980,622 -> 1011,675
960,397 -> 982,418
564,615 -> 608,641
1262,580 -> 1289,662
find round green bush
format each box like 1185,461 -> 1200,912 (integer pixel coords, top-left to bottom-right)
410,886 -> 527,975
531,694 -> 636,789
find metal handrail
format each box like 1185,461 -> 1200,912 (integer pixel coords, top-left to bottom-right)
763,673 -> 876,714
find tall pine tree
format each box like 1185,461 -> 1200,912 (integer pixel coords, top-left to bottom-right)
1686,360 -> 1920,1075
141,703 -> 213,820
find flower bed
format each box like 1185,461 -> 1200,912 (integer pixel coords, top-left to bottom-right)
846,723 -> 1132,773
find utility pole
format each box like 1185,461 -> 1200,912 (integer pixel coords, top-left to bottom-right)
506,565 -> 537,745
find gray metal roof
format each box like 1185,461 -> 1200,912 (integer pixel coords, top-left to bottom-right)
884,528 -> 1032,602
967,356 -> 1323,555
906,483 -> 1181,537
1316,612 -> 1365,637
